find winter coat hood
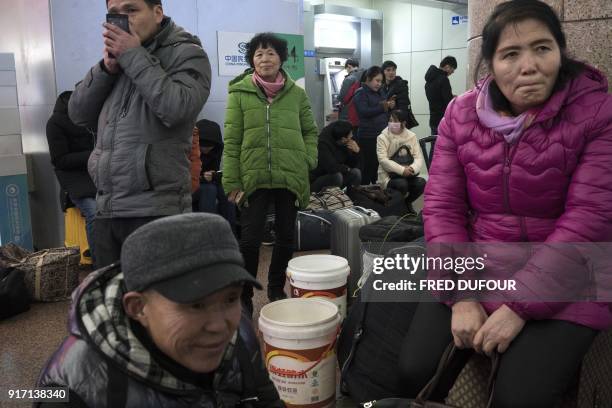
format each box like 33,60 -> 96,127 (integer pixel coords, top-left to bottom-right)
425,65 -> 447,83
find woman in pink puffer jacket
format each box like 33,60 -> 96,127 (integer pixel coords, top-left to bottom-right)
398,1 -> 612,406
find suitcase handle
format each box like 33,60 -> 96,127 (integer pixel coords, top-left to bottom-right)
352,206 -> 377,217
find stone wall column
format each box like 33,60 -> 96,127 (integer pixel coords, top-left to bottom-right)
468,0 -> 611,88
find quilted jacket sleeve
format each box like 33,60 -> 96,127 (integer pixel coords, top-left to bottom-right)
189,127 -> 202,193
408,133 -> 425,175
69,62 -> 118,129
423,98 -> 471,243
222,91 -> 244,193
119,44 -> 211,129
299,89 -> 319,171
506,95 -> 612,320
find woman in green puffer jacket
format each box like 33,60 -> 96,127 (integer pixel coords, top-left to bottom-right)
222,32 -> 318,314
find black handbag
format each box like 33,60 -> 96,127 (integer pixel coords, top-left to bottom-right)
359,343 -> 500,408
389,145 -> 416,179
0,266 -> 31,320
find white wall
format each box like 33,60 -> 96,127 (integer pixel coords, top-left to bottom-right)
50,0 -> 303,130
375,0 -> 468,138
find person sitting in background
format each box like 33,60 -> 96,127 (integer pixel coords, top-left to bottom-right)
338,58 -> 364,122
36,213 -> 283,408
193,119 -> 236,230
376,110 -> 425,214
400,1 -> 612,406
46,91 -> 97,260
353,66 -> 396,185
310,120 -> 361,193
425,55 -> 457,135
381,60 -> 419,129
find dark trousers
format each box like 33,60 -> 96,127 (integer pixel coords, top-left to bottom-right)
239,189 -> 298,298
359,138 -> 378,185
196,182 -> 237,233
398,302 -> 597,407
93,217 -> 159,269
387,176 -> 426,203
311,168 -> 362,193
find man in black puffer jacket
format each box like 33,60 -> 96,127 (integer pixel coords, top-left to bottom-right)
36,213 -> 284,408
46,91 -> 97,258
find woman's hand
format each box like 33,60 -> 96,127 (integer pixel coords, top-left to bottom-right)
451,301 -> 488,349
473,305 -> 525,356
402,166 -> 415,177
227,189 -> 244,204
346,139 -> 360,154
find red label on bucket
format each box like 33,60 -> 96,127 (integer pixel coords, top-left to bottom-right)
290,285 -> 346,299
263,342 -> 337,408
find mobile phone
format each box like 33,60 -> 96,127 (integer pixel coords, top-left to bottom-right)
105,14 -> 130,59
106,13 -> 130,34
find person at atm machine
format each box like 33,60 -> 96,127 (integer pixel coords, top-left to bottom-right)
338,58 -> 364,121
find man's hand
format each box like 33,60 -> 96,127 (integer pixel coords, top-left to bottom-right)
402,166 -> 415,177
451,301 -> 488,349
203,171 -> 215,182
103,50 -> 121,74
473,304 -> 525,356
346,139 -> 360,154
103,22 -> 141,60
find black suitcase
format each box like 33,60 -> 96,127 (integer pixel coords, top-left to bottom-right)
347,186 -> 409,217
294,210 -> 333,251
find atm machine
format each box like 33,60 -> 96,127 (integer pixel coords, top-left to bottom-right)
319,57 -> 347,126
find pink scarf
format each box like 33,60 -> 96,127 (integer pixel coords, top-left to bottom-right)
476,77 -> 537,144
252,71 -> 285,103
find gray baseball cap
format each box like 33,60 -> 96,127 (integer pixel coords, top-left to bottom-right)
121,213 -> 261,303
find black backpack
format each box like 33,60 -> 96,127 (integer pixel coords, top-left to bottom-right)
359,214 -> 424,243
337,241 -> 424,403
0,266 -> 31,320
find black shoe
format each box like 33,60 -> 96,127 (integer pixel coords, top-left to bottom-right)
405,202 -> 417,215
267,287 -> 287,302
262,226 -> 276,246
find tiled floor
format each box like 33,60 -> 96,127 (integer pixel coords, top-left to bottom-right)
0,246 -> 357,407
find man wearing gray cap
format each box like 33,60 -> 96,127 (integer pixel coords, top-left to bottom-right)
36,213 -> 284,408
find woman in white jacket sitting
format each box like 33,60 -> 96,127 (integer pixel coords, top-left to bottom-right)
377,110 -> 427,214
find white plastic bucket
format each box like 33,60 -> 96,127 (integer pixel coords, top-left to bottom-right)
259,298 -> 342,408
286,254 -> 350,318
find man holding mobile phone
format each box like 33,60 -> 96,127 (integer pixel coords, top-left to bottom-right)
68,0 -> 212,269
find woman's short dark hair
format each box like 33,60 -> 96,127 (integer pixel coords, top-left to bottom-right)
381,60 -> 397,71
322,120 -> 353,141
474,0 -> 584,110
390,109 -> 407,123
246,33 -> 288,68
362,66 -> 383,83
